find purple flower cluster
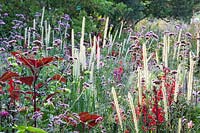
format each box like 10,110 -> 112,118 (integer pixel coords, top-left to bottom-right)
56,14 -> 71,30
0,19 -> 5,25
145,31 -> 159,40
62,14 -> 71,21
0,111 -> 9,117
32,111 -> 43,120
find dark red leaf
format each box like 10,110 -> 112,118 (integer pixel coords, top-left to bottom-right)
0,71 -> 19,82
11,51 -> 54,69
54,57 -> 64,61
35,83 -> 43,90
35,57 -> 54,68
79,112 -> 103,128
25,91 -> 34,95
18,76 -> 34,86
44,92 -> 58,102
51,74 -> 66,83
11,51 -> 33,69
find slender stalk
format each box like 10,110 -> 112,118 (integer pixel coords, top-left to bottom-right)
33,19 -> 36,40
103,17 -> 109,48
112,87 -> 123,130
142,41 -> 149,89
178,118 -> 182,133
197,32 -> 200,57
137,68 -> 142,106
118,21 -> 123,39
176,29 -> 182,60
174,64 -> 181,102
28,27 -> 31,48
162,81 -> 168,121
24,28 -> 27,46
187,52 -> 195,103
40,7 -> 45,27
33,71 -> 38,127
128,92 -> 139,133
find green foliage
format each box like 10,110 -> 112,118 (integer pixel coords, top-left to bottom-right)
14,125 -> 47,133
115,0 -> 197,24
1,0 -> 197,34
72,10 -> 97,34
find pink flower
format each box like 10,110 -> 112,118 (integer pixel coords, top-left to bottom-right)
187,120 -> 194,129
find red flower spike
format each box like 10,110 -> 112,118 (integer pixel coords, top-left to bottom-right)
79,112 -> 103,128
0,71 -> 19,82
51,74 -> 67,83
18,76 -> 34,86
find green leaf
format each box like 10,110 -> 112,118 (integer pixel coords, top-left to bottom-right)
14,125 -> 26,130
16,130 -> 26,133
26,126 -> 47,133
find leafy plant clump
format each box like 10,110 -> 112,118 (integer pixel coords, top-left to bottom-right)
0,4 -> 200,133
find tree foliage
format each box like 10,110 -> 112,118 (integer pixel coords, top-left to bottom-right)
0,0 -> 199,31
115,0 -> 199,24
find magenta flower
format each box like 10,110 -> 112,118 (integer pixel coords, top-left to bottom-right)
0,111 -> 9,117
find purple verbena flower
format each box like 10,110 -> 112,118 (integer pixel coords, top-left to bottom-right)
3,13 -> 9,17
34,12 -> 41,17
32,111 -> 43,120
53,39 -> 62,46
65,23 -> 70,29
16,14 -> 25,20
185,32 -> 192,39
0,20 -> 5,25
15,35 -> 24,40
53,27 -> 60,32
62,14 -> 71,21
175,24 -> 181,30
